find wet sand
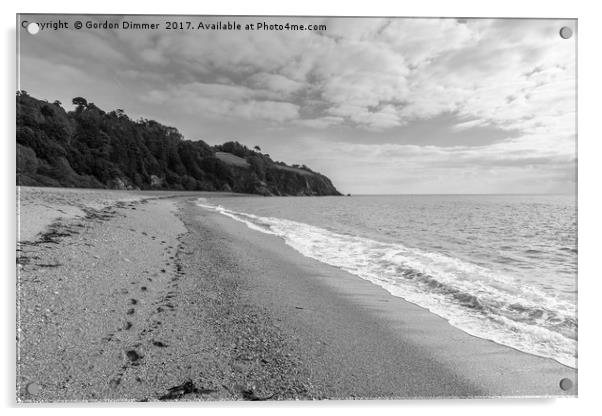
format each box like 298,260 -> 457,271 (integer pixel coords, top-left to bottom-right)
16,188 -> 577,402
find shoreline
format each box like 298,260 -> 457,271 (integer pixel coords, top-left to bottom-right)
184,200 -> 577,398
16,188 -> 577,401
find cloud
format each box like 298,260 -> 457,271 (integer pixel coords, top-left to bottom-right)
247,72 -> 305,95
452,119 -> 490,131
21,16 -> 575,135
142,82 -> 299,123
280,132 -> 575,194
294,116 -> 345,129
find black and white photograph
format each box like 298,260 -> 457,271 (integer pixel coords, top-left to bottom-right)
15,13 -> 577,402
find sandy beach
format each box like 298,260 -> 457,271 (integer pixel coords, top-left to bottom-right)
16,187 -> 577,402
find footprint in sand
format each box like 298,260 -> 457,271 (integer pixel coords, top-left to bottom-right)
126,350 -> 142,362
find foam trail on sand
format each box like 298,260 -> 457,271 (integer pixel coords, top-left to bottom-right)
196,199 -> 577,368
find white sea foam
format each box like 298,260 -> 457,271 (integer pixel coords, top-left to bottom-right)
197,199 -> 577,368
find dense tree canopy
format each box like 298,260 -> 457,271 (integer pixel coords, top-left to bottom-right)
16,91 -> 341,196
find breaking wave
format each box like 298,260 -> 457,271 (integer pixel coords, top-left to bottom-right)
197,199 -> 577,368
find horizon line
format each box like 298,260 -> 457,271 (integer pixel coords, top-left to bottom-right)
339,192 -> 575,196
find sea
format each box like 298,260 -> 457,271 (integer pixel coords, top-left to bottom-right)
196,194 -> 577,368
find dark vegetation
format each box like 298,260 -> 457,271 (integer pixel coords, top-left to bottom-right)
16,91 -> 341,196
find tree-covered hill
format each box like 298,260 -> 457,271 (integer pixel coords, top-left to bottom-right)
16,91 -> 341,196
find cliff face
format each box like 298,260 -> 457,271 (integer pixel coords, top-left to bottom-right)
16,92 -> 341,196
222,164 -> 341,196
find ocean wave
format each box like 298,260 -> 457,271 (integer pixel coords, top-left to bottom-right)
196,199 -> 577,368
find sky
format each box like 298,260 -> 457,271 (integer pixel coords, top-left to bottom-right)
18,15 -> 576,194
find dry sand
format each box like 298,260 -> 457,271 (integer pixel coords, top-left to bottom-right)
16,187 -> 577,402
17,187 -> 234,242
18,187 -> 146,242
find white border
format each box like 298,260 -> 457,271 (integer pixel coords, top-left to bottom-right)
3,1 -> 600,415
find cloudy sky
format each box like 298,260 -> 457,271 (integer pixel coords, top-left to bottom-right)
19,15 -> 576,194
